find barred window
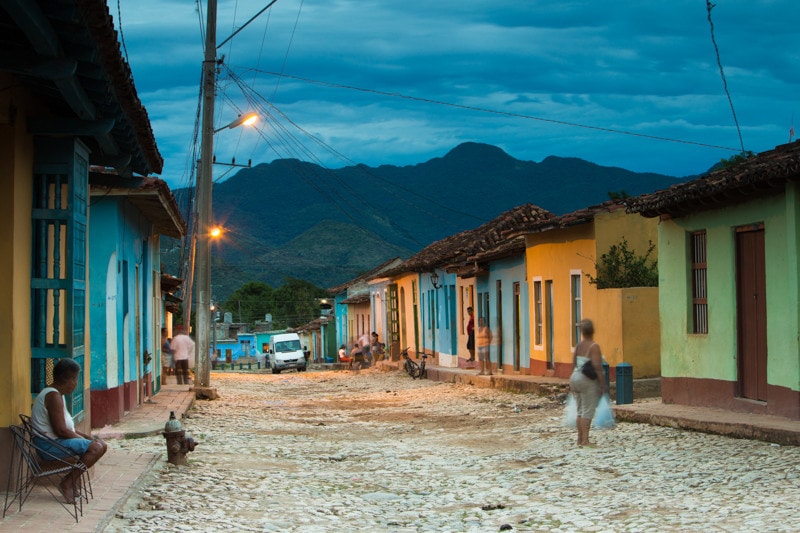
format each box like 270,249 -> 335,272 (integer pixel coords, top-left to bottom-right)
691,230 -> 708,334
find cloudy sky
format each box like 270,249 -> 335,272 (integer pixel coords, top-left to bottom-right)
119,0 -> 799,190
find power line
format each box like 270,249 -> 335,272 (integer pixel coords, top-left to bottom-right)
705,1 -> 746,153
223,67 -> 485,235
217,0 -> 280,50
240,68 -> 743,153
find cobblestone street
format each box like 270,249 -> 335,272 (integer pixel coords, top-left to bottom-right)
106,370 -> 800,532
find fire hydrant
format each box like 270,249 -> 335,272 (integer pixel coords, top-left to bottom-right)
162,411 -> 197,465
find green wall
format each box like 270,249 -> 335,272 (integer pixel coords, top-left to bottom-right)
658,186 -> 800,392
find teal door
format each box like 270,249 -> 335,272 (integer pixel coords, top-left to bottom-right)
31,139 -> 89,418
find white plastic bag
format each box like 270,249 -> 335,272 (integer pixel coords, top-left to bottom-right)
592,394 -> 615,430
561,394 -> 577,428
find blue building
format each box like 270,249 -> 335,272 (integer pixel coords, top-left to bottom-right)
88,178 -> 185,427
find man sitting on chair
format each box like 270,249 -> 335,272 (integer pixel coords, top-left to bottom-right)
31,358 -> 107,503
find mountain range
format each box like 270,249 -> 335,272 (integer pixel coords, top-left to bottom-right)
164,142 -> 691,300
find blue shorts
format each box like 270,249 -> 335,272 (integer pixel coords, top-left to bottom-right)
34,436 -> 91,460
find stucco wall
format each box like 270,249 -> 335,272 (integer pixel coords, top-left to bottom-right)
525,223 -> 597,377
597,287 -> 660,378
658,190 -> 799,393
0,74 -> 35,426
595,208 -> 659,262
476,256 -> 529,372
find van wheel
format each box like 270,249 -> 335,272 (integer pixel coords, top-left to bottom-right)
298,366 -> 306,372
272,367 -> 280,374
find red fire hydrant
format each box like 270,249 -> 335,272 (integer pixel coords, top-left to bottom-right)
163,411 -> 197,465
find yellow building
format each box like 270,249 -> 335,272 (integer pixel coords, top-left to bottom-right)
515,203 -> 660,379
0,1 -> 163,489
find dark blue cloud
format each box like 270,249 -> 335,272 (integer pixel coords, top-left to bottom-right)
122,0 -> 800,187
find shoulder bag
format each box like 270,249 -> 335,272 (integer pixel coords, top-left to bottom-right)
581,360 -> 598,380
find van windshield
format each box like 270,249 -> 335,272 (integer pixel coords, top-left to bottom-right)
274,340 -> 301,353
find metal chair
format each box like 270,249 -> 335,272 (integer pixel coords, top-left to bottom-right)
3,424 -> 88,522
17,414 -> 93,503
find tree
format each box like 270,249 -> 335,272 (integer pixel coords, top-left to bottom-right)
607,190 -> 630,200
223,281 -> 275,324
585,238 -> 658,289
272,278 -> 328,329
717,151 -> 755,169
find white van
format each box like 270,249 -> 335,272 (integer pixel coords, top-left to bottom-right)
268,333 -> 307,374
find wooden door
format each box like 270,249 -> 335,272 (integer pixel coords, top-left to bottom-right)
736,225 -> 768,401
388,284 -> 400,358
545,280 -> 554,369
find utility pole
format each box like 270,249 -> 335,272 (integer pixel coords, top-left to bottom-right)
195,0 -> 217,391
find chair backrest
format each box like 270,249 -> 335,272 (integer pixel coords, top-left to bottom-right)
18,413 -> 84,464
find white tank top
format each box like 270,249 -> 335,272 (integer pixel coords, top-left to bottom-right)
31,387 -> 75,439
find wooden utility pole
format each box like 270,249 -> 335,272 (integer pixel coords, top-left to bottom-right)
195,0 -> 217,391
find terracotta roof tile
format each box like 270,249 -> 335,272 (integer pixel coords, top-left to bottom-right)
382,204 -> 555,275
628,140 -> 800,218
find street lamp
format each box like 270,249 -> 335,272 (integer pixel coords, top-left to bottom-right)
430,271 -> 442,290
214,113 -> 257,133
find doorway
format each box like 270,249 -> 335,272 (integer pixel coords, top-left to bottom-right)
545,280 -> 554,369
735,225 -> 768,401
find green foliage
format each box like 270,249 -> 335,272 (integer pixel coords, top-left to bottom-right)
222,281 -> 275,324
607,190 -> 630,200
272,278 -> 328,329
221,278 -> 327,329
586,238 -> 658,289
718,151 -> 755,168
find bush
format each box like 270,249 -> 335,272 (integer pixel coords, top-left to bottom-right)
586,238 -> 658,288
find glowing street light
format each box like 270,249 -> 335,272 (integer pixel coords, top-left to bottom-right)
213,112 -> 258,133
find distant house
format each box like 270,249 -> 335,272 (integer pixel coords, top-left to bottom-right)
506,202 -> 660,379
462,205 -> 555,374
379,228 -> 476,367
327,258 -> 403,359
0,0 -> 165,485
379,204 -> 555,370
629,141 -> 800,419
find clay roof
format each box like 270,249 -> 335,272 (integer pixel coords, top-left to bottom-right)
327,257 -> 404,294
382,204 -> 555,276
628,141 -> 800,218
0,0 -> 163,175
501,200 -> 626,240
90,174 -> 187,238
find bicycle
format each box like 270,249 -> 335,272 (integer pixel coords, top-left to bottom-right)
400,348 -> 427,379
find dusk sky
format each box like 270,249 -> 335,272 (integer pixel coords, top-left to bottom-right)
119,1 -> 800,190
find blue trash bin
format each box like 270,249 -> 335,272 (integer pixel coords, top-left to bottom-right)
616,362 -> 633,404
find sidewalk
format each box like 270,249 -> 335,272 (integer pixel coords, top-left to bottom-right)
0,384 -> 197,533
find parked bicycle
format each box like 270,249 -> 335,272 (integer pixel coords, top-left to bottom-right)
400,348 -> 427,379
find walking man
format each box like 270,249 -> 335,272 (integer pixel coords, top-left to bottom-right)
170,333 -> 195,385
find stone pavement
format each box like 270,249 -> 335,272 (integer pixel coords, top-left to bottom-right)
386,360 -> 800,446
2,368 -> 798,531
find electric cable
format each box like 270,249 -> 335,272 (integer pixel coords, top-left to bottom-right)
705,0 -> 746,154
240,68 -> 743,153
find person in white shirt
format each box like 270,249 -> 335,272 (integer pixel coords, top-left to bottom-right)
31,358 -> 107,503
170,334 -> 196,385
